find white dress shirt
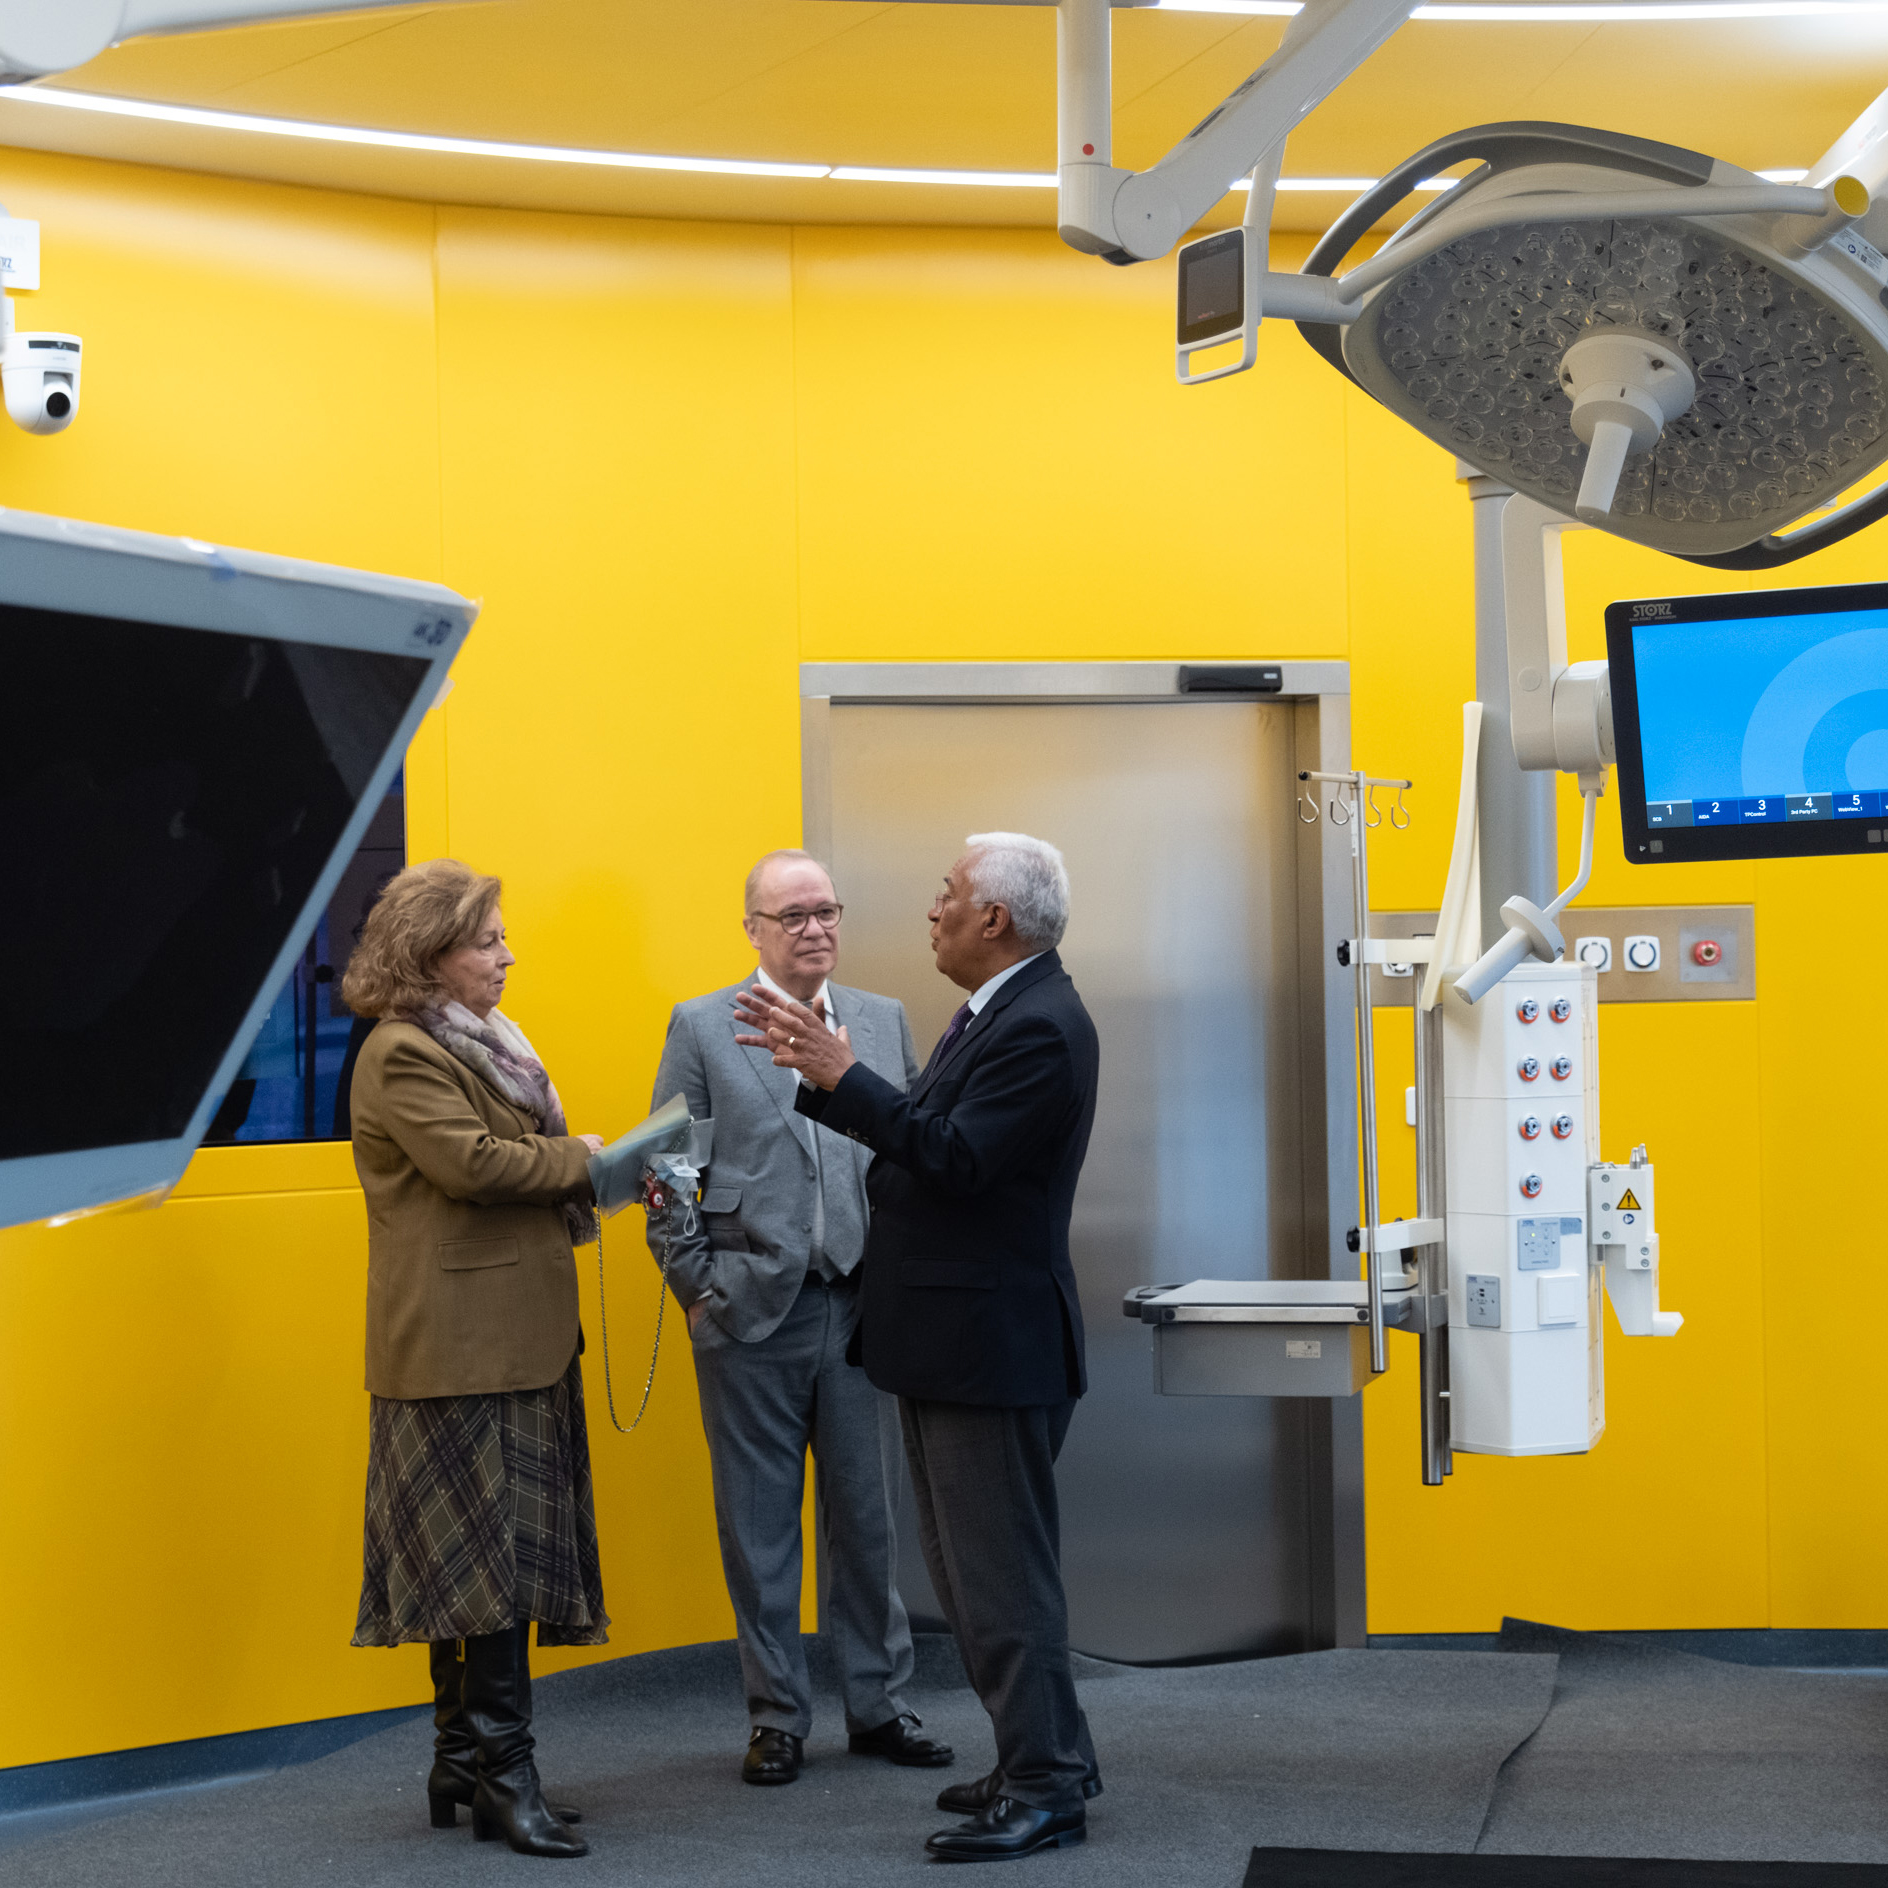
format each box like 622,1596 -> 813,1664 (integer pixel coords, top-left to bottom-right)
967,951 -> 1047,1016
755,966 -> 840,1278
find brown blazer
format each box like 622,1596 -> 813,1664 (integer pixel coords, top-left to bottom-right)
350,1020 -> 594,1400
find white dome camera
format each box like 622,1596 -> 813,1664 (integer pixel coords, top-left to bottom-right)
2,330 -> 80,434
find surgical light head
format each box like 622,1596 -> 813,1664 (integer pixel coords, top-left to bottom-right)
1288,126 -> 1888,568
1348,208 -> 1883,554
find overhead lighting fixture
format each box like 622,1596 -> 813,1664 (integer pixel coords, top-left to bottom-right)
0,86 -> 1812,208
1297,126 -> 1888,562
829,165 -> 1054,187
0,85 -> 832,179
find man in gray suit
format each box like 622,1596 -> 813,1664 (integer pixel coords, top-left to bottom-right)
649,848 -> 953,1787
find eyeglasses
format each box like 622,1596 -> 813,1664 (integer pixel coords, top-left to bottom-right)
751,904 -> 844,936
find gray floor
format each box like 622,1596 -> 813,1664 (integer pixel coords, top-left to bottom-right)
4,1625 -> 1885,1884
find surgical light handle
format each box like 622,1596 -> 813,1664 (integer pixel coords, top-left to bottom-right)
1453,786 -> 1597,1006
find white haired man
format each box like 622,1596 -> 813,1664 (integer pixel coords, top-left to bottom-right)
736,833 -> 1103,1863
650,849 -> 952,1787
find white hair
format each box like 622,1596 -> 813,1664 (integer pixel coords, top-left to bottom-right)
964,832 -> 1070,951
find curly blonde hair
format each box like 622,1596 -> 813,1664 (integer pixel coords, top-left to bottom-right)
339,858 -> 502,1020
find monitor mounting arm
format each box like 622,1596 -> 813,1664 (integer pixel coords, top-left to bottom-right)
1057,0 -> 1420,266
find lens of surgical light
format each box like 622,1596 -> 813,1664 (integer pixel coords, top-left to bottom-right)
1369,217 -> 1884,540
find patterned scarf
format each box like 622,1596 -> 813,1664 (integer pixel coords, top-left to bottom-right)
411,1000 -> 593,1244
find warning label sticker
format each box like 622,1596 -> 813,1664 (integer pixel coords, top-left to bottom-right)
1617,1188 -> 1641,1211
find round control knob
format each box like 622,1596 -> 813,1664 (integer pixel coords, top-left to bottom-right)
1692,939 -> 1722,967
1516,998 -> 1540,1023
1549,997 -> 1572,1023
1518,1056 -> 1541,1082
1519,1114 -> 1541,1141
1551,1113 -> 1575,1139
1520,1172 -> 1543,1199
1549,1055 -> 1573,1081
1578,941 -> 1609,969
1626,938 -> 1659,970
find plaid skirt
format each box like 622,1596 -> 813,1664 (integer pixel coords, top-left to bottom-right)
352,1349 -> 610,1648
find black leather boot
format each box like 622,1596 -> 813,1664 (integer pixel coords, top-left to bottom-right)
428,1635 -> 583,1830
461,1623 -> 588,1857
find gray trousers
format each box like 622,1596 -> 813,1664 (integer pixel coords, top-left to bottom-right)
690,1275 -> 915,1738
899,1396 -> 1098,1814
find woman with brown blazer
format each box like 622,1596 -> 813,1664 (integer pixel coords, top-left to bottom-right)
341,857 -> 605,1860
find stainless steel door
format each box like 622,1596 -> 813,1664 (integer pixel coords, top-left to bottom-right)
809,678 -> 1360,1662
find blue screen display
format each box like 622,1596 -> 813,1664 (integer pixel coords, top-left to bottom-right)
1631,606 -> 1888,830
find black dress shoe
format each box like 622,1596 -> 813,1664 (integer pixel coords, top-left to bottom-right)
936,1766 -> 1102,1815
924,1797 -> 1086,1863
848,1712 -> 954,1767
742,1726 -> 804,1785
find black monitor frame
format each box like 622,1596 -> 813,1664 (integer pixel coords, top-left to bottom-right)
1606,578 -> 1888,866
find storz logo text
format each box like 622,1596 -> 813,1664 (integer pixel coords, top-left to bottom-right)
1631,602 -> 1675,619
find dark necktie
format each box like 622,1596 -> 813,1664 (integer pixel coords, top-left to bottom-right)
923,1002 -> 974,1080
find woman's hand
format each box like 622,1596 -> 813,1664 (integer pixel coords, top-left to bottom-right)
578,1134 -> 605,1155
687,1301 -> 708,1332
731,985 -> 857,1091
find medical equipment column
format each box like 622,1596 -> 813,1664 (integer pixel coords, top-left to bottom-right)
1413,998 -> 1452,1484
1463,469 -> 1557,950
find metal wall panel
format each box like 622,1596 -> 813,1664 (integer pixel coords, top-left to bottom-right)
811,687 -> 1358,1662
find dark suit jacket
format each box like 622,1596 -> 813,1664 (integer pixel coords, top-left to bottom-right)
794,950 -> 1099,1408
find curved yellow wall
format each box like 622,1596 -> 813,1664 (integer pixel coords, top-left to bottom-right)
1,141 -> 1884,1770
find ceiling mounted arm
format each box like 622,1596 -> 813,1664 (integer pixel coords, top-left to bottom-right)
0,0 -> 475,81
1057,0 -> 1421,265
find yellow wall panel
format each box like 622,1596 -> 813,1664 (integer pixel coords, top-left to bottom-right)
3,143 -> 1886,1771
792,228 -> 1351,664
430,206 -> 804,1676
0,1189 -> 433,1769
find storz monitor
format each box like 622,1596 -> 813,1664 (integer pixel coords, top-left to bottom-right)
1606,579 -> 1888,865
0,508 -> 475,1232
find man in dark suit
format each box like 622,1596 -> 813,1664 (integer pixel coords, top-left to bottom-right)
734,831 -> 1101,1864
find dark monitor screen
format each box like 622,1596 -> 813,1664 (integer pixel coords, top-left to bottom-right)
1607,579 -> 1888,864
1,605 -> 429,1160
1178,229 -> 1244,348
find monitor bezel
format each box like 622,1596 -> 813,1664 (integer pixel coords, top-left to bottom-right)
1606,577 -> 1888,867
0,507 -> 475,1231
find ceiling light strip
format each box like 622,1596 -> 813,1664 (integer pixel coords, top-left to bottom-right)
0,87 -> 1811,198
0,85 -> 831,178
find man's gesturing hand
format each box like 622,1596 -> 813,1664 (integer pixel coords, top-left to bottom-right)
731,985 -> 857,1091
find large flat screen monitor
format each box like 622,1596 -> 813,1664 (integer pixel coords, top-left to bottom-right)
0,509 -> 474,1231
1607,578 -> 1888,865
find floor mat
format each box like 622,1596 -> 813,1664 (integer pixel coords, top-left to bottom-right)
1476,1621 -> 1888,1866
1247,1850 -> 1888,1886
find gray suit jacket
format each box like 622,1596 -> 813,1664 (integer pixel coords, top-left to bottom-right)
647,978 -> 921,1344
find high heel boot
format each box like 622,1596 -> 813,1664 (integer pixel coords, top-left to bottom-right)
461,1623 -> 589,1858
427,1637 -> 582,1830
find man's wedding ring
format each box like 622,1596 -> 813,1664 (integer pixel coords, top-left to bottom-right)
789,1035 -> 798,1049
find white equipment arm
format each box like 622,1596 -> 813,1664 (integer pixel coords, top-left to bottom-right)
1497,493 -> 1612,791
1058,0 -> 1420,264
0,1 -> 475,82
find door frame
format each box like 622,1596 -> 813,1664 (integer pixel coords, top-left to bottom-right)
799,660 -> 1366,1650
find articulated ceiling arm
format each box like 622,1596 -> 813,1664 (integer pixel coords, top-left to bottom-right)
1498,491 -> 1613,795
1057,0 -> 1420,264
0,1 -> 475,82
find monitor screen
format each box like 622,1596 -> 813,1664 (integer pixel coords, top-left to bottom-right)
1177,230 -> 1244,348
1607,579 -> 1888,864
1,608 -> 428,1160
0,507 -> 473,1230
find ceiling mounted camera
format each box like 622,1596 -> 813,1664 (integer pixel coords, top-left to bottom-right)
2,328 -> 81,434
